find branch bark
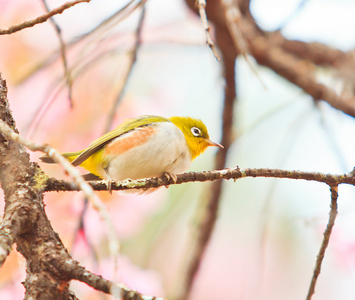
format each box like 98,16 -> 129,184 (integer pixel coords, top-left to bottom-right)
185,0 -> 355,118
42,167 -> 355,192
0,75 -> 75,297
0,74 -> 165,299
0,0 -> 91,35
306,185 -> 339,300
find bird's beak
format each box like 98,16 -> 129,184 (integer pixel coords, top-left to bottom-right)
205,139 -> 224,148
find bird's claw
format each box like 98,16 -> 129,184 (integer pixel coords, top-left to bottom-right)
101,178 -> 115,194
163,172 -> 177,189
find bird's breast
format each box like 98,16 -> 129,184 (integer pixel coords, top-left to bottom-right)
104,122 -> 191,180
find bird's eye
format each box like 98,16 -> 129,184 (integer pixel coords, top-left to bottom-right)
191,127 -> 201,137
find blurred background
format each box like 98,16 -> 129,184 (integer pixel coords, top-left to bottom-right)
1,0 -> 355,299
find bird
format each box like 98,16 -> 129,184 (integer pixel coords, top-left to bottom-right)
40,115 -> 223,190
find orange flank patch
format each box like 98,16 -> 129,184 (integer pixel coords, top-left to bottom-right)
104,126 -> 157,155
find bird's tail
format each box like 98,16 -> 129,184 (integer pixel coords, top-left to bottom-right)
39,151 -> 82,164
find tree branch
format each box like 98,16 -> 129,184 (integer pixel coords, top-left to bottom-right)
42,0 -> 74,108
104,3 -> 146,132
186,0 -> 355,119
306,185 -> 339,300
196,0 -> 221,61
41,167 -> 355,192
246,29 -> 355,117
0,72 -> 165,299
0,74 -> 75,298
268,31 -> 354,69
0,119 -> 120,265
0,0 -> 91,35
66,260 -> 165,299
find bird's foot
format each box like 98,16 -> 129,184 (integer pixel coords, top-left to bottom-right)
163,172 -> 177,188
101,178 -> 115,194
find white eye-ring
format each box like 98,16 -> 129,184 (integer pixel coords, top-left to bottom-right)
191,127 -> 201,137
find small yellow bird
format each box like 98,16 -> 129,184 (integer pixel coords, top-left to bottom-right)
40,115 -> 223,185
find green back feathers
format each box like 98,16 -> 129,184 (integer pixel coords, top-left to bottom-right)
70,115 -> 170,166
40,116 -> 215,170
39,116 -> 169,166
39,151 -> 82,164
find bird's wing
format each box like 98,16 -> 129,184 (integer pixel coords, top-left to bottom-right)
71,115 -> 170,166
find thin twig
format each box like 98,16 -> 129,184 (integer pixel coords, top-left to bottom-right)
79,0 -> 145,41
0,120 -> 120,269
306,185 -> 338,300
104,4 -> 146,132
42,0 -> 74,108
196,0 -> 221,61
0,0 -> 91,35
15,0 -> 140,85
24,1 -> 146,138
221,0 -> 266,89
43,168 -> 355,192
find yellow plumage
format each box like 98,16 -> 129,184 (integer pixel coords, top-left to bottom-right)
40,115 -> 223,182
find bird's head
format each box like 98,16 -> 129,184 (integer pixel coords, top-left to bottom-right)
169,116 -> 223,160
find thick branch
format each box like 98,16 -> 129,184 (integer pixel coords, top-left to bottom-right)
0,74 -> 78,298
246,30 -> 355,117
0,77 -> 41,269
0,74 -> 164,299
0,191 -> 39,267
0,118 -> 120,265
186,0 -> 355,118
268,31 -> 354,69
